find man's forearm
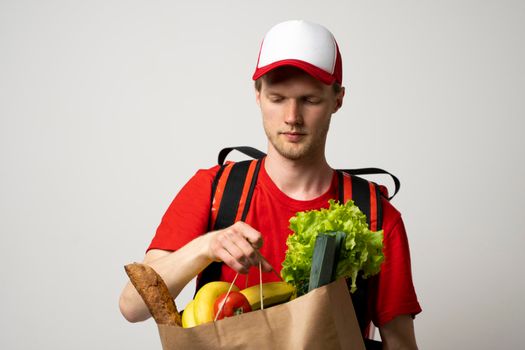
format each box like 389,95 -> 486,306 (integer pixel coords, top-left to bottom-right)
379,314 -> 418,350
119,233 -> 214,323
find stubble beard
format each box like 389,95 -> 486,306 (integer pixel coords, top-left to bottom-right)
265,122 -> 331,161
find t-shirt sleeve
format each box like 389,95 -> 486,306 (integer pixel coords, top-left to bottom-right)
147,166 -> 220,252
372,198 -> 422,327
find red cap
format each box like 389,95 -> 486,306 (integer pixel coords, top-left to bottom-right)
253,20 -> 342,85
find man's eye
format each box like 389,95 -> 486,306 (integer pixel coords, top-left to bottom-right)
304,97 -> 321,104
269,96 -> 284,103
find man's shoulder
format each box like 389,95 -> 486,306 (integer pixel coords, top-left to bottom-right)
178,164 -> 222,192
192,164 -> 222,180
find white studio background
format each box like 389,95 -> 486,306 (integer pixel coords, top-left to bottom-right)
1,1 -> 523,349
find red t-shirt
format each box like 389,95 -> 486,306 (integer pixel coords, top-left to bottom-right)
148,161 -> 422,327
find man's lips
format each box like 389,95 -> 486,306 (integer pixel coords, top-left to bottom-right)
280,131 -> 306,142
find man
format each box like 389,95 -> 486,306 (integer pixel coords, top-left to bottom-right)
119,20 -> 421,349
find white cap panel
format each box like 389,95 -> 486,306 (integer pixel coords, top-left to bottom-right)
257,20 -> 337,74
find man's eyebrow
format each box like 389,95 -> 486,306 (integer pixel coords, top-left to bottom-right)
264,90 -> 285,97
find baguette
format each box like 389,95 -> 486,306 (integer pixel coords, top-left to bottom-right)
124,263 -> 182,326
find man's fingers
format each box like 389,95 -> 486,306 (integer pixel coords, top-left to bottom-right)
210,222 -> 274,275
229,222 -> 264,265
215,247 -> 249,274
232,235 -> 261,266
234,221 -> 264,249
218,233 -> 251,268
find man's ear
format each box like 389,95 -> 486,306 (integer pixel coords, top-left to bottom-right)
333,87 -> 345,113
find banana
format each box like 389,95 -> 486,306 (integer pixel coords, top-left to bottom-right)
193,281 -> 239,325
181,300 -> 197,328
240,282 -> 295,310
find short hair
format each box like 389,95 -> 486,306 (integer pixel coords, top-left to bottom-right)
254,77 -> 342,95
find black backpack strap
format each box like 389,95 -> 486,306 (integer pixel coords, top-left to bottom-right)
337,170 -> 384,231
340,167 -> 400,200
211,159 -> 263,229
337,170 -> 385,339
218,146 -> 266,165
196,157 -> 263,291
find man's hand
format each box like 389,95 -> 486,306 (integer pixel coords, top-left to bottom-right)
379,314 -> 418,350
208,221 -> 273,274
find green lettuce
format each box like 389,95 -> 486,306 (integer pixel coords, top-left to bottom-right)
281,199 -> 384,295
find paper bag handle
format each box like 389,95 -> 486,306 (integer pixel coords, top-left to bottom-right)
214,256 -> 283,321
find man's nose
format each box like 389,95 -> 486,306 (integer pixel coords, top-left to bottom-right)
284,100 -> 303,125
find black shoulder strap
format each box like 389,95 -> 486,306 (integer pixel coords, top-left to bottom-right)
338,171 -> 384,231
212,160 -> 263,230
340,167 -> 400,200
218,146 -> 266,165
336,170 -> 384,335
197,155 -> 263,291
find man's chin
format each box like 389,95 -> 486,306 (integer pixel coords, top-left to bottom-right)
274,144 -> 309,161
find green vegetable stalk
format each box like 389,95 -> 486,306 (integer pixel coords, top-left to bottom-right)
281,199 -> 385,296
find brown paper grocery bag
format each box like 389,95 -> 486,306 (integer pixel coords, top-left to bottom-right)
157,278 -> 365,350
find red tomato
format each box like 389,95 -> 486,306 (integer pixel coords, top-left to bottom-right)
213,291 -> 252,320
